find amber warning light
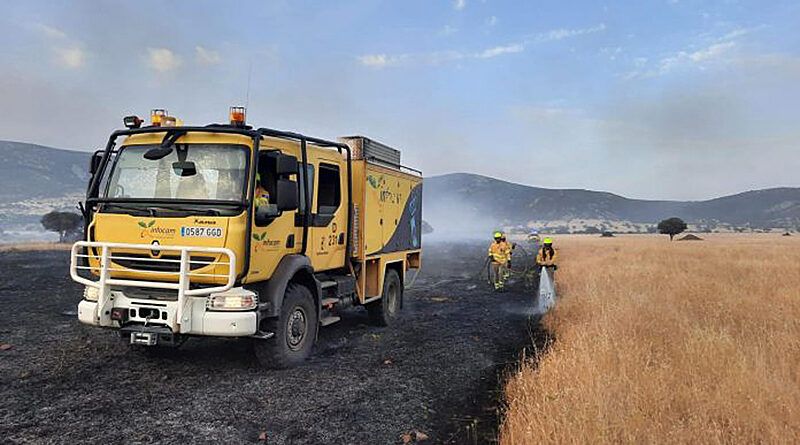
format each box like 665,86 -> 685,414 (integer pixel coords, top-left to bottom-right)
229,106 -> 246,127
150,109 -> 167,127
149,109 -> 182,127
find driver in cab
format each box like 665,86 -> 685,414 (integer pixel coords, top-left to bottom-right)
255,173 -> 279,217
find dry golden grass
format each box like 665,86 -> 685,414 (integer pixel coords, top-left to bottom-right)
501,234 -> 800,444
0,242 -> 72,252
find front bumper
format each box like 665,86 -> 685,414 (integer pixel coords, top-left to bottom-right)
78,290 -> 257,337
71,241 -> 254,337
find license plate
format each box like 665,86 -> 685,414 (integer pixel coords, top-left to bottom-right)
130,332 -> 158,346
180,226 -> 223,238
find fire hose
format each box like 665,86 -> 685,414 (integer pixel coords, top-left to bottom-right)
478,243 -> 537,287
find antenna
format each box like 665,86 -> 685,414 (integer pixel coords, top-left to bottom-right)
245,59 -> 253,110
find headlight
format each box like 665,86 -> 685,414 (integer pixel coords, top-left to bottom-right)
83,286 -> 99,301
207,292 -> 257,311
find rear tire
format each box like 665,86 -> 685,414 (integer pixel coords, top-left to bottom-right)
254,283 -> 318,369
368,269 -> 402,327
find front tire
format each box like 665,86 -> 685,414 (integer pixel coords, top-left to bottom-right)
367,269 -> 402,326
254,283 -> 318,369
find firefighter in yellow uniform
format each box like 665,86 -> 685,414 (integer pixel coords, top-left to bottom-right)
488,231 -> 513,290
254,173 -> 278,216
254,173 -> 269,207
536,237 -> 558,271
500,233 -> 515,280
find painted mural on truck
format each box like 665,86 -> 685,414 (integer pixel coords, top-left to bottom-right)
381,183 -> 422,253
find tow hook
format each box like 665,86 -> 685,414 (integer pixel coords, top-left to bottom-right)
130,331 -> 158,346
121,325 -> 181,347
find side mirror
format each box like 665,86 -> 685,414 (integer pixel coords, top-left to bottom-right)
89,151 -> 103,175
255,205 -> 280,226
276,154 -> 298,176
276,178 -> 299,211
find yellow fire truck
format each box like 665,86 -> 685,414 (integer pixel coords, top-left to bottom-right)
71,108 -> 422,368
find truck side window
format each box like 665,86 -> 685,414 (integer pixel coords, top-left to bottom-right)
317,163 -> 341,215
298,164 -> 315,214
257,151 -> 278,201
254,151 -> 280,227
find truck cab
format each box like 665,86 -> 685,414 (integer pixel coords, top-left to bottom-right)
71,108 -> 422,368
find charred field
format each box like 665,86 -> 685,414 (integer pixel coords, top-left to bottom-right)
0,242 -> 546,444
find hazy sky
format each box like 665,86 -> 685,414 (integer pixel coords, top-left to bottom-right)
0,0 -> 798,200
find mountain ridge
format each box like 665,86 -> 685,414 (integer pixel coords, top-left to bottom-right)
429,172 -> 799,205
0,140 -> 797,236
423,172 -> 800,233
0,140 -> 89,202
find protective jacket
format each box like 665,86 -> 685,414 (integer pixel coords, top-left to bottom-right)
488,241 -> 512,264
536,247 -> 558,266
254,185 -> 270,207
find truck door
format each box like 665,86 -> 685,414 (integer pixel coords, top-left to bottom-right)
248,150 -> 302,282
309,160 -> 347,271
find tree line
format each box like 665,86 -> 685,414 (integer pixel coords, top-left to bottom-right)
40,211 -> 82,243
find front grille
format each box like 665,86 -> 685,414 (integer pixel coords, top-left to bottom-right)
115,286 -> 178,301
111,253 -> 216,272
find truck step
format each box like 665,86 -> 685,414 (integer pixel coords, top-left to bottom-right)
320,315 -> 341,326
320,280 -> 337,289
321,297 -> 339,307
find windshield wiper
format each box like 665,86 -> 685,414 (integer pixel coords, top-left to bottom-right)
108,203 -> 220,216
93,199 -> 239,216
149,205 -> 221,216
101,203 -> 156,216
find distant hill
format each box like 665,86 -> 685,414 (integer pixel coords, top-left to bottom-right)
0,141 -> 89,202
0,141 -> 797,240
424,173 -> 800,234
684,188 -> 800,225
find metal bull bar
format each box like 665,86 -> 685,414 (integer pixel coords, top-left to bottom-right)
70,241 -> 236,332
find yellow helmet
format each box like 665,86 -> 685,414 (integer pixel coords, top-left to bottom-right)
543,237 -> 553,244
493,231 -> 503,239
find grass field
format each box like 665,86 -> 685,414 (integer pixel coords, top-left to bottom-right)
0,242 -> 71,252
500,234 -> 800,444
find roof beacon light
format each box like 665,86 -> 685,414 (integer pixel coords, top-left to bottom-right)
123,115 -> 143,129
162,115 -> 181,127
150,109 -> 167,127
229,106 -> 246,127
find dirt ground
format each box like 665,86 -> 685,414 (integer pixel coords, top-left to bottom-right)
0,242 -> 545,444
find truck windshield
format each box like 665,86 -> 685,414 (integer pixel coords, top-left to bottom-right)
105,144 -> 248,202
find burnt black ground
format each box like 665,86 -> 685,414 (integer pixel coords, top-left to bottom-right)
0,242 -> 545,444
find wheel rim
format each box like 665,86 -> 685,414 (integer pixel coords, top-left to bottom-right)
386,282 -> 398,316
286,306 -> 307,351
